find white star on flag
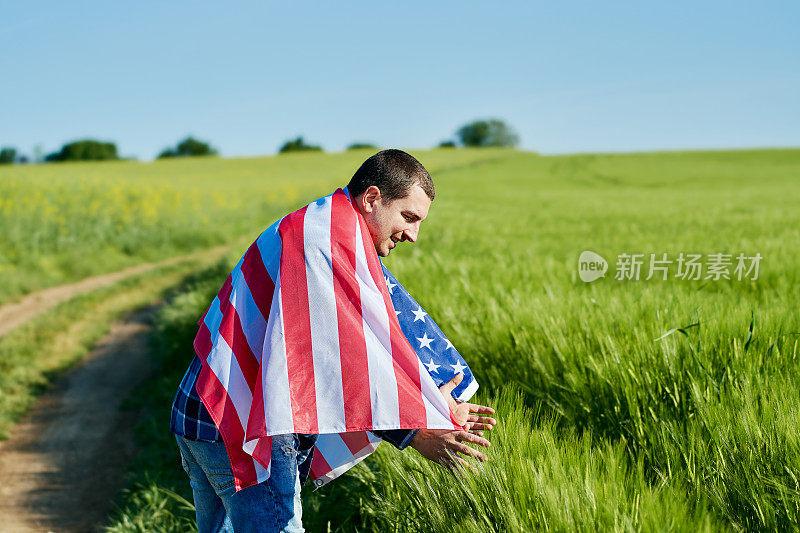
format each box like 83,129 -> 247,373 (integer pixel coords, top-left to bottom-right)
451,360 -> 467,374
417,333 -> 433,350
381,263 -> 477,404
385,276 -> 397,294
395,310 -> 401,316
424,359 -> 440,373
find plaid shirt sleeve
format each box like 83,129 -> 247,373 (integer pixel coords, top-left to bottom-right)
170,356 -> 222,442
371,428 -> 420,450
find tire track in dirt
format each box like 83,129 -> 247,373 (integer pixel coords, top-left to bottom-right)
0,244 -> 228,340
0,306 -> 160,532
0,244 -> 234,531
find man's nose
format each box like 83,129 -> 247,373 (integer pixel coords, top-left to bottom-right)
403,223 -> 419,243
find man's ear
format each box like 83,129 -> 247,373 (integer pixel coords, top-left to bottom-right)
361,186 -> 381,214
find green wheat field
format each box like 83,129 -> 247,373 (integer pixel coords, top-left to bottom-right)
2,148 -> 799,531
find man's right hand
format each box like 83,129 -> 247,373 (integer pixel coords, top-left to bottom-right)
408,428 -> 491,470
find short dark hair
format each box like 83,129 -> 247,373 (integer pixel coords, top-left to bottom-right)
347,149 -> 435,202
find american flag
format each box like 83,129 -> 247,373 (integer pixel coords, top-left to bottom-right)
381,266 -> 477,401
194,188 -> 477,491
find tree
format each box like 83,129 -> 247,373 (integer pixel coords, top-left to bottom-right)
158,136 -> 217,159
278,136 -> 323,154
347,142 -> 377,150
0,147 -> 17,164
437,140 -> 456,148
456,119 -> 519,147
45,140 -> 119,162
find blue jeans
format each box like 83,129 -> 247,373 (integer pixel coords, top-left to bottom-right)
175,434 -> 318,533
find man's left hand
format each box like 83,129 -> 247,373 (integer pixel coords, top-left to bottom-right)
438,373 -> 497,436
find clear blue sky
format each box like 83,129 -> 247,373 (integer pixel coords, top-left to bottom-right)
2,1 -> 798,159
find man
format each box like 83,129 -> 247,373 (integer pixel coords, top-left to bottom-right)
171,149 -> 496,532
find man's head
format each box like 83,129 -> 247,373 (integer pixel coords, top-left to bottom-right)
347,149 -> 435,257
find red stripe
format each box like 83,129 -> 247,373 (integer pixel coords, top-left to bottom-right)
218,274 -> 234,306
252,436 -> 273,473
232,312 -> 259,388
309,445 -> 333,481
331,190 -> 372,430
194,279 -> 260,489
240,240 -> 276,323
353,195 -> 428,427
200,275 -> 233,348
246,367 -> 267,441
340,431 -> 371,455
196,274 -> 231,328
195,364 -> 258,491
216,300 -> 259,393
197,274 -> 233,325
194,320 -> 213,360
198,306 -> 210,326
278,207 -> 319,434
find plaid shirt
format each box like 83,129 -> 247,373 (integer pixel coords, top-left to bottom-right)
170,355 -> 222,442
170,355 -> 419,449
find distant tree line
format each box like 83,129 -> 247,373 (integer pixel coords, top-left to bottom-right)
278,136 -> 322,154
0,147 -> 18,164
441,119 -> 519,148
158,136 -> 217,159
0,140 -> 122,164
346,142 -> 377,150
44,140 -> 119,162
0,119 -> 520,165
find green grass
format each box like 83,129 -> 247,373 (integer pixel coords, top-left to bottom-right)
382,148 -> 800,531
105,262 -> 230,533
0,252 -> 227,439
98,148 -> 800,531
356,389 -> 723,532
0,149 -> 500,305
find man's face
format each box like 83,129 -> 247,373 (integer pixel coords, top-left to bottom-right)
356,184 -> 431,257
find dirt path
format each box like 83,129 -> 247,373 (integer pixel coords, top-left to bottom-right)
0,244 -> 228,340
0,306 -> 160,532
0,245 -> 236,530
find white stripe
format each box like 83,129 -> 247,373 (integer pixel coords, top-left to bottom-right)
254,455 -> 270,483
353,221 -> 401,428
303,194 -> 346,431
312,433 -> 381,489
202,287 -> 267,484
229,266 -> 267,363
256,218 -> 284,281
314,433 -> 366,473
206,334 -> 253,431
203,296 -> 224,341
261,282 -> 296,434
418,357 -> 456,429
457,379 -> 480,402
